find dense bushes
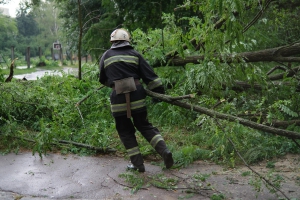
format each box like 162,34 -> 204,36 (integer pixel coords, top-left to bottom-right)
1,63 -> 299,167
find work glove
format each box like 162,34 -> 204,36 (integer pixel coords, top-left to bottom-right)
151,86 -> 165,103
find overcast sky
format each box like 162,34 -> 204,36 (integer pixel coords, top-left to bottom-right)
1,0 -> 22,18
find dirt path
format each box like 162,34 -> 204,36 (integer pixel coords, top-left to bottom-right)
0,152 -> 299,200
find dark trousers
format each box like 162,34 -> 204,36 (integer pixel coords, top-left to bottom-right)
114,110 -> 166,165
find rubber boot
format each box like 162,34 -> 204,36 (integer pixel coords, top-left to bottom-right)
127,163 -> 145,172
155,141 -> 174,169
127,153 -> 145,172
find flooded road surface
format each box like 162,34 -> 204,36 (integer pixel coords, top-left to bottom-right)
14,67 -> 77,80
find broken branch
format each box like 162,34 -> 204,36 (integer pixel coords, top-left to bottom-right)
146,89 -> 300,139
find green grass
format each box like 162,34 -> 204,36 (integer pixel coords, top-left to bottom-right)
2,67 -> 37,75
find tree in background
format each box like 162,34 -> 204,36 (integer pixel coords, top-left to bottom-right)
0,13 -> 17,54
112,0 -> 192,31
15,1 -> 40,57
33,0 -> 63,58
0,0 -> 11,5
56,0 -> 117,59
16,10 -> 39,37
55,0 -> 191,59
0,0 -> 63,59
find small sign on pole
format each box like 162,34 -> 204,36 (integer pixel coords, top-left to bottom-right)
53,43 -> 61,50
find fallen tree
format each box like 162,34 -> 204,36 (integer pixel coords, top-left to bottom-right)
153,42 -> 300,68
156,0 -> 275,68
145,89 -> 300,139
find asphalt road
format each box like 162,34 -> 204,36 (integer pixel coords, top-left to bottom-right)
0,152 -> 299,200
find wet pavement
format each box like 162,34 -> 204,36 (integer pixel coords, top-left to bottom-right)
0,152 -> 156,200
1,151 -> 299,200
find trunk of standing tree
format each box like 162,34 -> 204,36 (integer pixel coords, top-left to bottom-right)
77,0 -> 82,80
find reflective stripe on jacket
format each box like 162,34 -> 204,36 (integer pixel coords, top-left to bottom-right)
99,45 -> 162,117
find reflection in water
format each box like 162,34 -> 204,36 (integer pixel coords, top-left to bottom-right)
14,67 -> 77,80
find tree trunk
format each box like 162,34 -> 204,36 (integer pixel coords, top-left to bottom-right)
77,0 -> 82,80
5,60 -> 15,82
153,43 -> 300,67
268,66 -> 300,81
145,89 -> 300,139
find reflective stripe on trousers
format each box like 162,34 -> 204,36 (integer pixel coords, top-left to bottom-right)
111,98 -> 146,113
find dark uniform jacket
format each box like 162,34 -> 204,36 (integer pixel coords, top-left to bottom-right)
99,44 -> 164,117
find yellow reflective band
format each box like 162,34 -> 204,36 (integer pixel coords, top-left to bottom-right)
104,55 -> 139,68
111,99 -> 146,113
127,146 -> 140,157
150,134 -> 164,148
147,78 -> 162,90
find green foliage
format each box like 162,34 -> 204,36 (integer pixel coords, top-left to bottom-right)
173,145 -> 211,167
32,0 -> 64,56
265,171 -> 285,193
32,118 -> 55,158
249,170 -> 286,195
0,63 -> 113,156
30,56 -> 60,68
150,173 -> 179,189
0,0 -> 300,177
16,9 -> 39,37
193,173 -> 210,182
56,0 -> 112,57
210,193 -> 226,200
249,175 -> 263,193
118,171 -> 144,194
119,171 -> 179,194
112,0 -> 186,31
268,100 -> 299,121
241,171 -> 251,177
0,0 -> 64,63
266,161 -> 275,169
0,14 -> 18,51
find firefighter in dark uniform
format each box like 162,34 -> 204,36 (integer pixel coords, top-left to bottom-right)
99,28 -> 173,172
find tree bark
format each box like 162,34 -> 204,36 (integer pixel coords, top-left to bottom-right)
231,80 -> 300,92
145,89 -> 300,139
77,0 -> 83,80
5,59 -> 16,82
153,43 -> 300,67
265,120 -> 300,128
268,66 -> 300,81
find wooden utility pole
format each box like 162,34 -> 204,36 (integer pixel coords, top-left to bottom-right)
70,51 -> 73,65
39,47 -> 42,59
11,46 -> 15,68
51,48 -> 54,60
26,47 -> 30,69
60,47 -> 63,63
77,0 -> 82,80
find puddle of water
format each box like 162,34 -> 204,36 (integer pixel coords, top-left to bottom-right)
16,66 -> 32,69
14,67 -> 77,80
1,65 -> 32,69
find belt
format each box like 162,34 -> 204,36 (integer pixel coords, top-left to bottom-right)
111,79 -> 141,90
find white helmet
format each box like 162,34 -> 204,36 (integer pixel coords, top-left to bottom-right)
110,28 -> 131,42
